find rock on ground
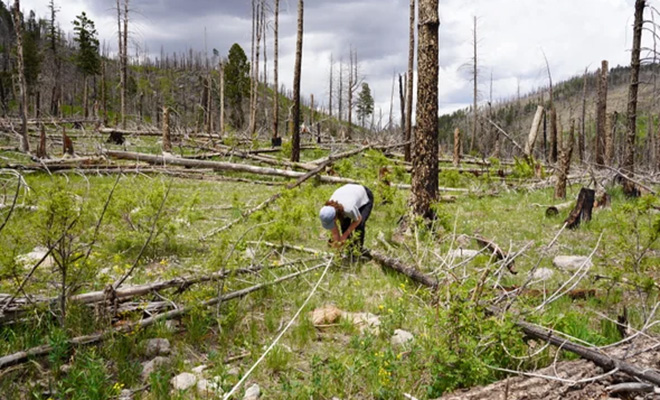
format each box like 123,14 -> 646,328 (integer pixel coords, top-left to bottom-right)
145,338 -> 171,357
311,305 -> 342,325
531,267 -> 554,281
141,356 -> 170,380
552,255 -> 593,271
243,383 -> 261,399
15,247 -> 54,269
171,372 -> 197,391
391,329 -> 414,346
447,248 -> 480,259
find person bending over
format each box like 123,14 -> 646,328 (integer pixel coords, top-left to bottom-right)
319,184 -> 373,252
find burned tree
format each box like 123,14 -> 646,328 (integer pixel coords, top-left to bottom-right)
291,0 -> 304,162
595,60 -> 608,166
12,0 -> 29,153
404,0 -> 415,162
410,0 -> 439,219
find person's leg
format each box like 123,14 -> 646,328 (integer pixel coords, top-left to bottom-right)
355,187 -> 374,251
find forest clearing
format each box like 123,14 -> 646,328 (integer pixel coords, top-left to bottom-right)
1,0 -> 660,399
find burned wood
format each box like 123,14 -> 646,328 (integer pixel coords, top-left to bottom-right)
0,263 -> 325,370
564,188 -> 594,229
104,150 -> 358,185
36,125 -> 48,159
367,251 -> 660,388
543,201 -> 573,217
473,235 -> 517,274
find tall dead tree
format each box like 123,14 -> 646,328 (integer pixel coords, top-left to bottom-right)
116,0 -> 128,129
290,0 -> 304,162
48,0 -> 61,117
219,60 -> 225,136
623,0 -> 645,182
272,0 -> 279,144
555,119 -> 575,199
404,0 -> 415,162
347,49 -> 358,140
411,0 -> 439,219
543,52 -> 557,162
13,0 -> 29,152
595,60 -> 608,166
249,0 -> 262,137
470,16 -> 478,154
580,67 -> 587,163
398,74 -> 405,132
328,54 -> 333,122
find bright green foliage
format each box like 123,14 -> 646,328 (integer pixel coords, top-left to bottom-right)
356,82 -> 374,127
224,43 -> 250,129
72,12 -> 100,76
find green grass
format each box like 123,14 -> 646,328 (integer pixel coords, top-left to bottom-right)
0,133 -> 659,399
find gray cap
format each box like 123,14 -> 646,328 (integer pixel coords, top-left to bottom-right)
319,206 -> 336,230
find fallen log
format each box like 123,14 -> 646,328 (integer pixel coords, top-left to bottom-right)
367,250 -> 660,387
543,201 -> 573,217
0,263 -> 325,369
104,150 -> 358,185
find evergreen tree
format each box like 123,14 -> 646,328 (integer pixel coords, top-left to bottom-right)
72,12 -> 100,76
23,10 -> 42,92
224,43 -> 250,129
72,12 -> 99,117
356,82 -> 374,127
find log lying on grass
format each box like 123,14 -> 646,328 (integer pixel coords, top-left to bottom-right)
0,263 -> 326,369
544,201 -> 573,217
104,150 -> 358,185
473,235 -> 517,274
367,249 -> 660,388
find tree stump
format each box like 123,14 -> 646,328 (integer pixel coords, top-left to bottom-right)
36,124 -> 48,159
564,188 -> 594,229
62,128 -> 75,157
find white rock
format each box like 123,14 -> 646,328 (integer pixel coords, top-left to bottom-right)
343,312 -> 381,334
243,384 -> 261,400
191,365 -> 207,375
171,372 -> 197,391
15,247 -> 54,269
245,247 -> 257,260
447,248 -> 480,259
391,329 -> 414,346
145,338 -> 171,357
226,367 -> 240,376
141,356 -> 170,380
553,256 -> 593,271
197,379 -> 223,396
531,267 -> 554,281
118,389 -> 133,400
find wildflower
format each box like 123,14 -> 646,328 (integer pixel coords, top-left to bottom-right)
387,308 -> 393,313
378,304 -> 384,311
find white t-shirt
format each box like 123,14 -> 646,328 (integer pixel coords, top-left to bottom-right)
329,184 -> 369,221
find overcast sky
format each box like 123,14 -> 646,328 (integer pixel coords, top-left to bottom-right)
16,0 -> 647,121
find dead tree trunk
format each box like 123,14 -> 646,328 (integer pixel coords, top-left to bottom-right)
291,0 -> 304,162
37,124 -> 48,159
272,0 -> 280,143
13,0 -> 29,153
219,60 -> 225,137
623,0 -> 645,194
565,187 -> 594,229
524,105 -> 544,159
162,107 -> 171,153
404,0 -> 415,162
453,128 -> 461,167
596,60 -> 608,166
580,67 -> 587,163
410,0 -> 439,219
470,15 -> 478,154
554,120 -> 574,199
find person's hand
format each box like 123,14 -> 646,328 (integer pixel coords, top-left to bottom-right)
328,239 -> 345,249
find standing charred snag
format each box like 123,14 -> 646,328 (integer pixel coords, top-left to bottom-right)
542,53 -> 556,163
37,125 -> 48,159
290,0 -> 304,162
623,0 -> 645,197
470,16 -> 478,154
595,60 -> 608,166
404,0 -> 415,162
565,188 -> 595,229
554,120 -> 574,199
524,105 -> 544,160
62,128 -> 74,157
272,0 -> 280,146
162,106 -> 172,153
606,111 -> 617,165
580,67 -> 588,163
13,0 -> 30,153
410,0 -> 439,219
453,128 -> 461,167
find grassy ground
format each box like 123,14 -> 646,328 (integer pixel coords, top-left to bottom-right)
0,133 -> 658,399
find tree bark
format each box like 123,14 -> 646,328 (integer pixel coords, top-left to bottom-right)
624,0 -> 645,177
565,188 -> 594,229
411,0 -> 439,218
272,0 -> 279,140
470,15 -> 478,154
162,106 -> 171,152
405,0 -> 415,162
596,60 -> 608,166
13,0 -> 30,153
525,105 -> 544,159
453,128 -> 461,167
291,0 -> 304,162
580,67 -> 587,163
554,120 -> 574,199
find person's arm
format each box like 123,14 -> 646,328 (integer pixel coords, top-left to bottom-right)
339,215 -> 362,242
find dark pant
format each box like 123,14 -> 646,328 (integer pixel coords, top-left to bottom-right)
339,186 -> 373,252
